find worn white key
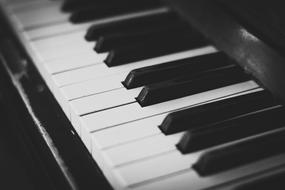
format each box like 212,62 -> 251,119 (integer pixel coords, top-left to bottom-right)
61,73 -> 125,100
114,151 -> 199,187
53,47 -> 217,87
71,88 -> 141,115
102,133 -> 183,167
82,81 -> 259,133
92,115 -> 165,150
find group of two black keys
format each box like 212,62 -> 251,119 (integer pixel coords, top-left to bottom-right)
61,0 -> 285,179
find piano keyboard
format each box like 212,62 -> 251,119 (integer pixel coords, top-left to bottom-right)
1,0 -> 285,189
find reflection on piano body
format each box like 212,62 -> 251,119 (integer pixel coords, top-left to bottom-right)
0,0 -> 285,189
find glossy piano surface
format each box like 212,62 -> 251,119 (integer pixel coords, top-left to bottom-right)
1,0 -> 285,189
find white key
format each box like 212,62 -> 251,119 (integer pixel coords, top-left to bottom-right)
45,51 -> 107,74
82,103 -> 143,133
54,63 -> 111,87
30,31 -> 92,62
61,73 -> 126,100
31,30 -> 87,50
31,39 -> 100,62
71,88 -> 141,115
102,133 -> 183,167
26,22 -> 90,41
134,169 -> 197,190
36,43 -> 96,62
92,115 -> 165,150
53,47 -> 217,87
114,151 -> 199,187
12,1 -> 68,29
82,81 -> 259,133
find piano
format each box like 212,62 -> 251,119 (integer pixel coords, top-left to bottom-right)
0,0 -> 285,189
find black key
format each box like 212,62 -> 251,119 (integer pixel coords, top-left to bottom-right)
123,52 -> 234,89
192,128 -> 285,176
104,31 -> 208,67
69,1 -> 163,23
159,90 -> 277,135
136,65 -> 250,107
177,105 -> 285,154
85,11 -> 177,42
94,23 -> 190,53
234,171 -> 285,190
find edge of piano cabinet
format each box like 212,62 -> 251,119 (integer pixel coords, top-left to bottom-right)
164,0 -> 285,105
0,5 -> 113,190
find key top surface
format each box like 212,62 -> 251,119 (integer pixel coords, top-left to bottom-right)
136,66 -> 250,107
123,52 -> 233,89
178,105 -> 285,153
159,90 -> 275,135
